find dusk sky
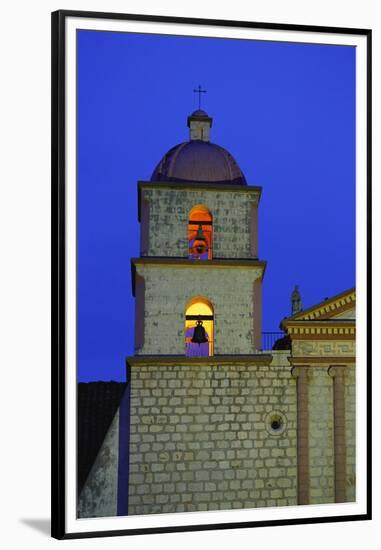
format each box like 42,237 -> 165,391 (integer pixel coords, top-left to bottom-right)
77,30 -> 355,382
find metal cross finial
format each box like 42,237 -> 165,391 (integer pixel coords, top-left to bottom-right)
193,85 -> 207,110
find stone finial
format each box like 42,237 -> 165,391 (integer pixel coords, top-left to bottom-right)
291,285 -> 302,315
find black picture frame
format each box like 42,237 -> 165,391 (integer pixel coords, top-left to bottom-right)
51,9 -> 372,540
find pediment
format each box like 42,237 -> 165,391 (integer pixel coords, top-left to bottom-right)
282,288 -> 355,326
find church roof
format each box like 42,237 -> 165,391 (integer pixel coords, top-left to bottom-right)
151,109 -> 247,186
190,109 -> 209,117
151,140 -> 247,185
77,381 -> 127,495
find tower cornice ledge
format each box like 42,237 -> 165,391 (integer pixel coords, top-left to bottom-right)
139,180 -> 262,193
131,257 -> 267,296
132,257 -> 266,268
126,354 -> 273,369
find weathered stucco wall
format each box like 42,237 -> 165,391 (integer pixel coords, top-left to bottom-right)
78,411 -> 120,518
128,362 -> 297,515
141,186 -> 259,259
135,264 -> 263,355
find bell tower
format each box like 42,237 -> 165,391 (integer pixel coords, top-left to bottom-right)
127,108 -> 273,515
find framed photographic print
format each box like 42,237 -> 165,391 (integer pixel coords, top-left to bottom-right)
51,9 -> 372,539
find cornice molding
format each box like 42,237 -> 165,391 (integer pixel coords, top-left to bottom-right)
130,257 -> 266,296
139,180 -> 262,194
288,356 -> 356,365
285,321 -> 355,339
126,354 -> 273,368
132,257 -> 266,268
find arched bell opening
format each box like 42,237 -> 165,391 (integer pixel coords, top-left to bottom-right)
188,205 -> 213,260
185,297 -> 214,357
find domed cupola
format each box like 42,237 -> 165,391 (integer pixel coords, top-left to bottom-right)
151,109 -> 247,186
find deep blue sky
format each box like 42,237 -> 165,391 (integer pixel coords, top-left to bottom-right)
77,30 -> 355,382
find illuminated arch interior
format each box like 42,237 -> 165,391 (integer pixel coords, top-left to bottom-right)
188,205 -> 213,260
185,297 -> 214,356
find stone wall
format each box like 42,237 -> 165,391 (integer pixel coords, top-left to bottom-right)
128,362 -> 297,515
308,368 -> 335,504
140,186 -> 260,259
135,264 -> 263,355
290,334 -> 356,503
344,365 -> 356,502
292,339 -> 355,357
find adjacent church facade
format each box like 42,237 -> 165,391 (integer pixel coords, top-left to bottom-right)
78,109 -> 356,518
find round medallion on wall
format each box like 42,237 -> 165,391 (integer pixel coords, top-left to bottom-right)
265,411 -> 287,436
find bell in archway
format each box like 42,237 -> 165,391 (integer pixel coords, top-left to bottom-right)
191,317 -> 208,344
191,224 -> 208,256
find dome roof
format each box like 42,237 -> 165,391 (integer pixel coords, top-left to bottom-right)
190,109 -> 209,118
151,108 -> 247,186
151,140 -> 247,186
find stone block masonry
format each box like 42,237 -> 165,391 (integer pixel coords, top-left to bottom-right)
135,264 -> 263,356
127,361 -> 297,515
140,185 -> 260,259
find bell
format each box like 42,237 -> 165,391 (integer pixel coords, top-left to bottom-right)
191,318 -> 208,344
191,224 -> 208,255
